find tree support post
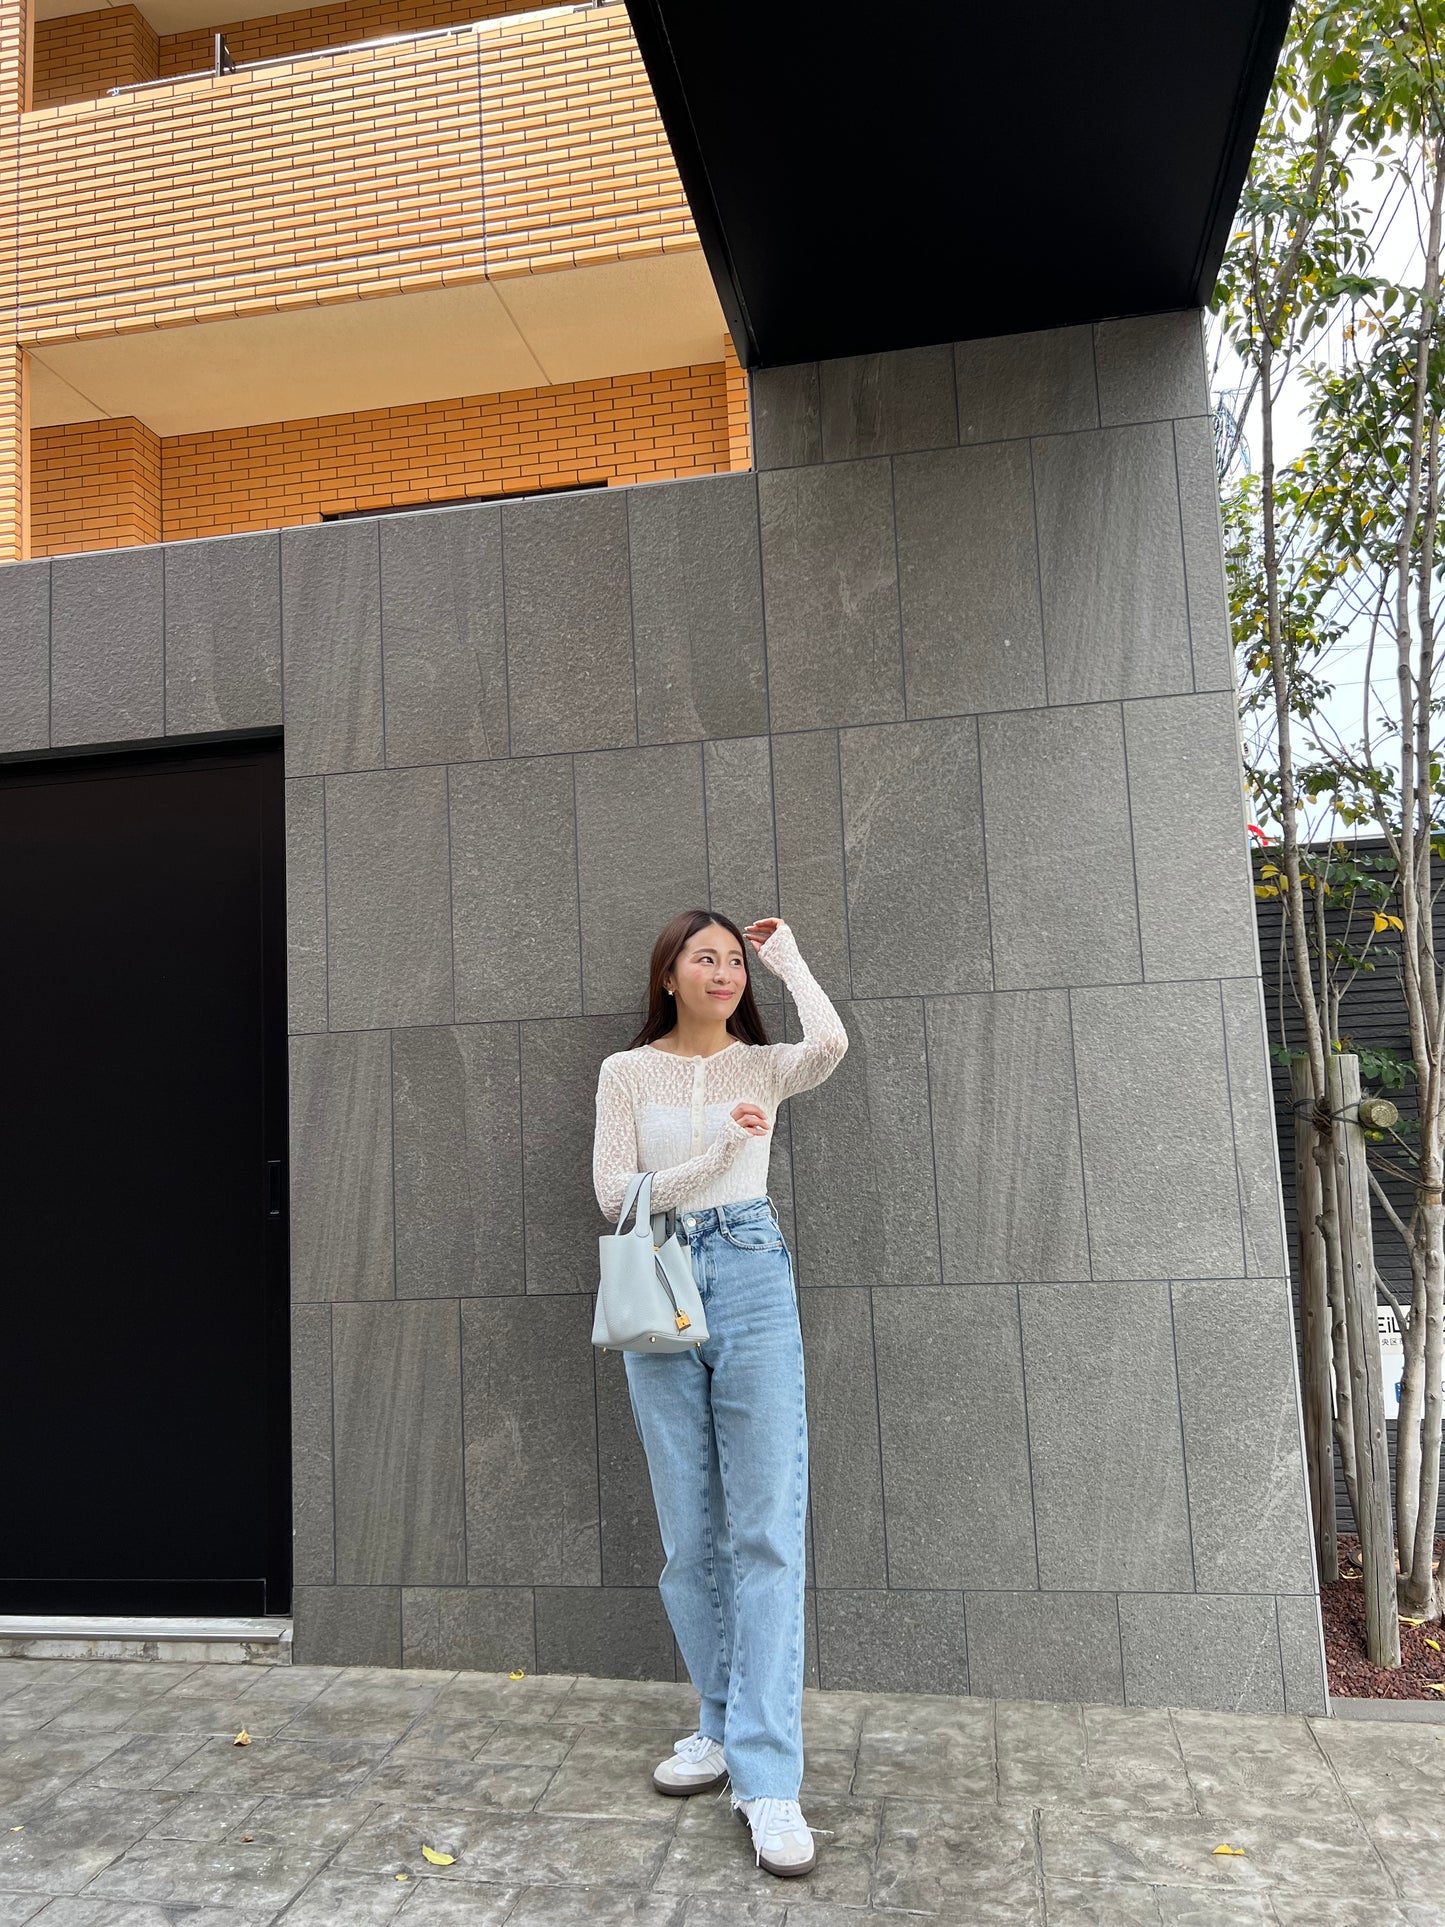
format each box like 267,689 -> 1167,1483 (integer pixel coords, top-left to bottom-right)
1326,1052 -> 1400,1666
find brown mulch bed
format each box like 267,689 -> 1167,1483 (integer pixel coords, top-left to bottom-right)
1324,1534 -> 1445,1699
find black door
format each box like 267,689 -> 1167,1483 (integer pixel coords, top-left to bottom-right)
0,736 -> 290,1616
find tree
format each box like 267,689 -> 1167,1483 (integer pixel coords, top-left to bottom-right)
1215,0 -> 1445,1644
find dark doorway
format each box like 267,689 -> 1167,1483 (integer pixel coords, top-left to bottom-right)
0,735 -> 290,1616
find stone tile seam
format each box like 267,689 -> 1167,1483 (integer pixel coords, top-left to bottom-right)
1112,697 -> 1150,988
280,684 -> 1242,782
1063,990 -> 1097,1282
1166,1281 -> 1201,1594
1172,418 -> 1202,696
1215,977 -> 1259,1280
281,971 -> 1277,1045
1025,434 -> 1053,708
750,406 -> 1216,470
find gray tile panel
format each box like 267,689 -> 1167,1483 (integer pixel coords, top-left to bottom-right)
788,997 -> 940,1288
401,1586 -> 538,1673
966,1592 -> 1125,1704
378,503 -> 507,767
462,1294 -> 601,1586
1070,981 -> 1245,1281
332,1299 -> 466,1585
954,324 -> 1098,441
291,1303 -> 335,1587
1172,1279 -> 1315,1594
285,775 -> 328,1035
573,741 -> 708,1014
702,736 -> 780,1002
1275,1593 -> 1329,1714
503,488 -> 636,756
392,1022 -> 524,1299
629,472 -> 768,744
749,361 -> 822,469
979,704 -> 1142,992
815,1589 -> 969,1694
841,716 -> 991,997
798,1289 -> 887,1587
1033,421 -> 1192,703
50,547 -> 163,746
758,460 -> 904,730
1220,978 -> 1289,1278
324,764 -> 453,1030
449,754 -> 582,1023
0,557 -> 49,752
927,990 -> 1091,1284
874,1285 -> 1038,1588
1021,1282 -> 1193,1592
771,727 -> 851,1000
519,1014 -> 638,1295
818,344 -> 958,460
291,1588 -> 402,1668
288,1030 -> 394,1303
280,520 -> 384,778
1117,1593 -> 1287,1713
595,1348 -> 664,1588
163,530 -> 282,735
895,441 -> 1047,717
1124,693 -> 1257,981
1094,311 -> 1211,425
1176,412 -> 1237,693
534,1587 -> 677,1682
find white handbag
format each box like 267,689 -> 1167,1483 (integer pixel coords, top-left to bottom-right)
593,1172 -> 709,1353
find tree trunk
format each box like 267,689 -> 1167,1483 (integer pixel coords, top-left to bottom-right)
1403,1200 -> 1444,1618
1317,1128 -> 1359,1526
1327,1053 -> 1400,1665
1293,1059 -> 1338,1581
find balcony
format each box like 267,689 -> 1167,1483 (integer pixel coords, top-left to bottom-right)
19,2 -> 726,438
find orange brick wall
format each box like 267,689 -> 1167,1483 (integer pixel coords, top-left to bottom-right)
34,7 -> 157,108
31,361 -> 739,554
18,6 -> 692,349
32,416 -> 162,551
33,0 -> 540,107
162,0 -> 534,79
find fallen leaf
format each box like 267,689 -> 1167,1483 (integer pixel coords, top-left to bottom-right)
1212,1844 -> 1247,1856
508,1670 -> 526,1681
8,1826 -> 21,1833
1427,1639 -> 1442,1652
396,1873 -> 409,1882
240,1835 -> 254,1844
1401,1615 -> 1426,1626
1426,1683 -> 1445,1694
233,1729 -> 252,1747
420,1846 -> 455,1866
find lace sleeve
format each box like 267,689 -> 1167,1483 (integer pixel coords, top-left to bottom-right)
592,1057 -> 753,1222
756,922 -> 849,1100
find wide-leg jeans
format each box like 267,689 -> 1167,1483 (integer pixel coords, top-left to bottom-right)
622,1195 -> 808,1802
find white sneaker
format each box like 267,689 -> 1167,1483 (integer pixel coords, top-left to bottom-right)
651,1731 -> 729,1796
731,1794 -> 819,1876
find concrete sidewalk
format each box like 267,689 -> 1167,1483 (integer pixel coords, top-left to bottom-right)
0,1656 -> 1440,1925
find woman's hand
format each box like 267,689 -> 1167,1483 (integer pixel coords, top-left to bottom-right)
730,1101 -> 770,1138
743,917 -> 783,955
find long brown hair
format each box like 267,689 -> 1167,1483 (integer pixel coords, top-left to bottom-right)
627,909 -> 771,1049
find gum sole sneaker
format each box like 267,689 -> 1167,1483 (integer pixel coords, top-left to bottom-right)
652,1732 -> 728,1796
732,1795 -> 818,1876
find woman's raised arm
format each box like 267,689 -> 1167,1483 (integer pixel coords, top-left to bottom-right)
752,921 -> 849,1100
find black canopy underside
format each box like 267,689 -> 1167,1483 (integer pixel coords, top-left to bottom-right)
625,0 -> 1292,367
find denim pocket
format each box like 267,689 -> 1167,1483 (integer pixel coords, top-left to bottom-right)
719,1208 -> 784,1253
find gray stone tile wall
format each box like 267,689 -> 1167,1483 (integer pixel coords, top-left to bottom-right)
0,310 -> 1325,1714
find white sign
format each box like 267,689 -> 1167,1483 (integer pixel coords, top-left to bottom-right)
1374,1305 -> 1445,1420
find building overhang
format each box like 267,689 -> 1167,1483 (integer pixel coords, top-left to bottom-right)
624,0 -> 1291,367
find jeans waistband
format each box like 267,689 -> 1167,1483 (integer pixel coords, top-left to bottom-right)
672,1196 -> 775,1240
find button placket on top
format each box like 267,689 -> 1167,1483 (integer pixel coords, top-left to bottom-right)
690,1057 -> 706,1156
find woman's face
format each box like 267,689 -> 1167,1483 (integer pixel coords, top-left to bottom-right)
665,923 -> 747,1024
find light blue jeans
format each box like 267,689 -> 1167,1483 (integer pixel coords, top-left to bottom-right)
623,1195 -> 808,1802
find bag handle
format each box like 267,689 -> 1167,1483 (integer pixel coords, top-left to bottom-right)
614,1171 -> 655,1240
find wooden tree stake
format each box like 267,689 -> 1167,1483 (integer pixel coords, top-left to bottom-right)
1292,1057 -> 1338,1581
1326,1052 -> 1401,1667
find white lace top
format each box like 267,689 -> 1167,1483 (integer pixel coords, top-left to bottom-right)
592,921 -> 849,1223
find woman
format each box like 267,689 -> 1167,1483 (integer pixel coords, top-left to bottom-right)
592,909 -> 847,1879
